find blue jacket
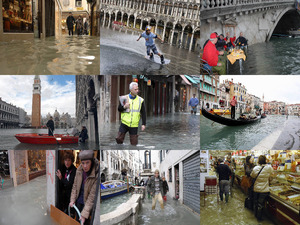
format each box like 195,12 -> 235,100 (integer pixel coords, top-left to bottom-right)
189,97 -> 199,107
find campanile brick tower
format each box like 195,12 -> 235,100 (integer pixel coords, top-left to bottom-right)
31,75 -> 41,128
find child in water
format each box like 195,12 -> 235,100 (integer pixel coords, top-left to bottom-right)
137,26 -> 165,64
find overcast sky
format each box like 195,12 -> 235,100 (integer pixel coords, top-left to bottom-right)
220,75 -> 300,104
0,75 -> 76,117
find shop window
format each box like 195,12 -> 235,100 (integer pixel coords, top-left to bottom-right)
2,0 -> 33,33
168,167 -> 172,182
27,150 -> 46,180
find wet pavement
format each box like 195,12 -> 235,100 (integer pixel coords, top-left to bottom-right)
201,186 -> 274,225
0,128 -> 99,150
100,28 -> 200,75
0,175 -> 58,225
272,116 -> 300,150
100,193 -> 131,215
100,112 -> 200,150
0,35 -> 100,75
136,194 -> 200,225
200,114 -> 286,150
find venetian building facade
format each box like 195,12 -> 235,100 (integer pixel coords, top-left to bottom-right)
76,75 -> 100,143
100,0 -> 201,51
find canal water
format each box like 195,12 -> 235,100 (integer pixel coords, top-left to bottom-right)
100,112 -> 200,150
100,193 -> 131,215
100,27 -> 200,75
0,35 -> 100,75
200,114 -> 287,150
201,186 -> 274,225
0,128 -> 99,150
0,175 -> 59,225
228,37 -> 300,74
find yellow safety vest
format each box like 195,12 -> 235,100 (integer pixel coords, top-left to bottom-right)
121,95 -> 144,128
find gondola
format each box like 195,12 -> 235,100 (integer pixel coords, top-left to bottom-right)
202,107 -> 261,126
261,113 -> 267,118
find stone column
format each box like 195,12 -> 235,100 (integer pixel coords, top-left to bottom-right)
121,13 -> 123,23
189,31 -> 195,51
162,24 -> 166,42
170,24 -> 175,45
172,76 -> 176,113
42,0 -> 46,38
155,23 -> 158,34
88,110 -> 96,142
180,27 -> 185,48
127,17 -> 130,27
133,17 -> 136,28
102,14 -> 106,27
108,14 -> 112,28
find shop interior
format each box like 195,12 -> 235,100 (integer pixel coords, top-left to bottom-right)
200,150 -> 300,225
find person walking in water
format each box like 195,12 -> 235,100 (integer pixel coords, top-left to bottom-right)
230,96 -> 237,119
46,116 -> 55,136
66,12 -> 75,36
116,82 -> 146,146
137,26 -> 165,64
216,158 -> 232,203
149,169 -> 164,210
188,94 -> 199,115
76,15 -> 83,36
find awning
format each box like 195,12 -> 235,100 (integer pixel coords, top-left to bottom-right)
185,75 -> 198,84
180,75 -> 191,86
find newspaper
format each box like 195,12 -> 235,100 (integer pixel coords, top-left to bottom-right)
119,95 -> 130,112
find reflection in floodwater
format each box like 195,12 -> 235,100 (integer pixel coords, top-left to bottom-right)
0,128 -> 99,150
0,36 -> 100,75
100,113 -> 200,150
201,186 -> 274,225
200,115 -> 287,150
0,176 -> 58,225
100,193 -> 131,215
100,28 -> 200,75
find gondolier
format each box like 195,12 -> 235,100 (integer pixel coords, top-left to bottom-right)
230,96 -> 237,119
116,82 -> 146,146
46,116 -> 55,136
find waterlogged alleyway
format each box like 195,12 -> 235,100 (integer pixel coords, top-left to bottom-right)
100,112 -> 200,150
0,175 -> 58,225
0,35 -> 100,75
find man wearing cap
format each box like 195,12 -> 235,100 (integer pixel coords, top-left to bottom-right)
202,33 -> 226,75
70,150 -> 99,225
115,82 -> 146,146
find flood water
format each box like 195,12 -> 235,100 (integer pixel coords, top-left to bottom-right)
100,112 -> 200,150
100,193 -> 131,215
228,37 -> 300,74
200,114 -> 287,150
100,28 -> 200,75
0,35 -> 100,75
137,196 -> 200,225
0,128 -> 99,150
0,175 -> 58,225
201,186 -> 274,225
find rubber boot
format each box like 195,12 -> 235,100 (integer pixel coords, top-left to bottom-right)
115,132 -> 126,144
160,55 -> 165,64
225,193 -> 229,203
130,135 -> 138,146
150,53 -> 154,60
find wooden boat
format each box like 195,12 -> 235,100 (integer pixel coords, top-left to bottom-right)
15,133 -> 79,145
202,107 -> 261,126
212,109 -> 230,115
101,180 -> 132,200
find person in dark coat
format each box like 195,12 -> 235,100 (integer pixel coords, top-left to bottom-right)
162,176 -> 169,200
235,32 -> 248,48
215,34 -> 226,51
145,175 -> 151,199
79,126 -> 88,143
148,170 -> 164,210
46,116 -> 55,136
66,12 -> 75,36
76,15 -> 83,36
56,151 -> 77,213
216,158 -> 232,203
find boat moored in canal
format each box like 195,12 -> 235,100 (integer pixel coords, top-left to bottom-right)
101,180 -> 132,200
15,133 -> 79,144
261,113 -> 267,118
201,107 -> 261,126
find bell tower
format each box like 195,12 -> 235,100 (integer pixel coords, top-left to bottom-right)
31,75 -> 41,128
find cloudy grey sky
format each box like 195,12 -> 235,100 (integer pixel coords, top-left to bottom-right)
220,75 -> 300,104
0,75 -> 76,117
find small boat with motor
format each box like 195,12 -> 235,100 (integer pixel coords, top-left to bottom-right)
202,107 -> 261,126
15,133 -> 79,144
101,180 -> 132,200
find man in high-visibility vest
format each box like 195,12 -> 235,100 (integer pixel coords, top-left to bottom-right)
116,82 -> 146,145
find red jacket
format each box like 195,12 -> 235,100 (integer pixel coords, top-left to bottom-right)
202,40 -> 219,67
224,36 -> 236,50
